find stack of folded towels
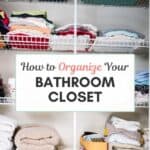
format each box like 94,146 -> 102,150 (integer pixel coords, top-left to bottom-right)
135,71 -> 149,106
0,9 -> 9,49
99,29 -> 145,47
54,24 -> 98,52
15,124 -> 60,150
7,10 -> 55,50
106,116 -> 144,149
0,115 -> 17,150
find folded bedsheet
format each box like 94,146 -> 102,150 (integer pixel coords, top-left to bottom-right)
15,124 -> 60,149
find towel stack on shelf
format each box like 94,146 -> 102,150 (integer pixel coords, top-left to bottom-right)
135,71 -> 149,106
7,10 -> 55,50
143,129 -> 149,150
0,9 -> 9,49
0,115 -> 17,150
54,24 -> 98,52
15,124 -> 60,150
106,116 -> 144,149
98,29 -> 145,47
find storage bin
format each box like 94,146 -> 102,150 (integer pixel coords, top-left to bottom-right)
81,0 -> 139,6
80,137 -> 108,150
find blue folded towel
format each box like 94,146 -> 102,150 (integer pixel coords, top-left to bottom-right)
103,29 -> 145,39
135,71 -> 149,86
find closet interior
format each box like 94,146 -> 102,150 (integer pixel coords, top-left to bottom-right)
0,0 -> 149,150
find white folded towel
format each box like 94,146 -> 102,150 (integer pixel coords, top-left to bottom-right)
0,115 -> 17,132
0,141 -> 13,150
111,116 -> 141,132
107,133 -> 141,146
0,131 -> 13,140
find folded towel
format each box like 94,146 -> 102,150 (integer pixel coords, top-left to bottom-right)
0,139 -> 13,150
110,117 -> 141,132
106,123 -> 141,141
15,124 -> 60,148
107,133 -> 141,146
0,115 -> 17,132
109,143 -> 144,150
0,141 -> 13,150
0,131 -> 14,140
102,29 -> 145,39
16,143 -> 55,150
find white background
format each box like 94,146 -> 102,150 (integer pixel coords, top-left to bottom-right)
16,54 -> 135,112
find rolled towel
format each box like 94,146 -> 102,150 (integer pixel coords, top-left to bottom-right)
15,124 -> 60,148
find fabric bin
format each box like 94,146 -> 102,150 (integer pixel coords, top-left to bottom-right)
81,0 -> 139,6
80,137 -> 108,150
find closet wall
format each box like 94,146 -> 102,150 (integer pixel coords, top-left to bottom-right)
78,5 -> 148,39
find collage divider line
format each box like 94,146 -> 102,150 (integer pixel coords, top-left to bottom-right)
73,0 -> 77,150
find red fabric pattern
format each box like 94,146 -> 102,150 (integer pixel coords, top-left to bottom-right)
8,33 -> 49,50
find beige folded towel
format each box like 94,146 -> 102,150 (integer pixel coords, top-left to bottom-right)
15,124 -> 60,149
16,143 -> 55,150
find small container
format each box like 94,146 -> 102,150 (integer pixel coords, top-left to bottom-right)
80,136 -> 108,150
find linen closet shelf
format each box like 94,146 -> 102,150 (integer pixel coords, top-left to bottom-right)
0,34 -> 148,52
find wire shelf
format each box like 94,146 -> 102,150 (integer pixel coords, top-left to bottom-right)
0,97 -> 15,104
0,34 -> 149,52
135,103 -> 149,108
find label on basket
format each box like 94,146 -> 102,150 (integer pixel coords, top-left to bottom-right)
16,54 -> 134,112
